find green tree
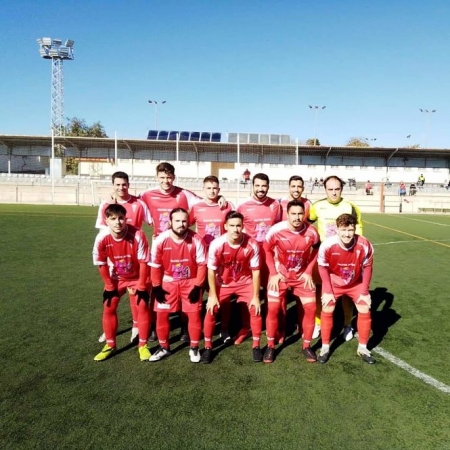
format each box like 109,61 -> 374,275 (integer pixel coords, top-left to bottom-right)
346,137 -> 370,147
62,117 -> 108,174
306,138 -> 321,146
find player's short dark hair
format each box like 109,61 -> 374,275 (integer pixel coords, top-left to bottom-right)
105,204 -> 127,218
203,175 -> 219,184
112,171 -> 129,184
289,175 -> 304,185
156,162 -> 175,176
170,207 -> 188,220
225,210 -> 244,222
336,213 -> 357,228
324,175 -> 344,189
252,173 -> 270,185
287,199 -> 305,213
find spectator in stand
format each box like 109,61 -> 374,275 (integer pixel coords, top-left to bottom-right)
418,174 -> 425,187
399,182 -> 407,196
409,183 -> 417,196
365,181 -> 373,195
242,168 -> 251,185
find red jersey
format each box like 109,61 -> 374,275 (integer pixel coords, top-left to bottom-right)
150,229 -> 206,281
139,186 -> 201,237
264,221 -> 320,280
318,234 -> 374,288
93,225 -> 150,281
237,196 -> 281,244
279,197 -> 311,221
208,234 -> 260,286
189,200 -> 234,247
95,195 -> 152,229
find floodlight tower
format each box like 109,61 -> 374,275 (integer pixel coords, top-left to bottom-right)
37,38 -> 74,136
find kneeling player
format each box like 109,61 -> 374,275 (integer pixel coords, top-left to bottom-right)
201,211 -> 263,363
92,204 -> 151,362
317,213 -> 375,364
263,200 -> 320,363
149,208 -> 207,363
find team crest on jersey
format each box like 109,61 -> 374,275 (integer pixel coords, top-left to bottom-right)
115,259 -> 132,276
205,222 -> 219,238
172,263 -> 190,280
340,266 -> 355,284
256,222 -> 268,241
159,212 -> 170,232
287,253 -> 302,271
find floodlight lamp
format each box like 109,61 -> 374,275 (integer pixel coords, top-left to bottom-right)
65,39 -> 74,48
52,38 -> 62,46
42,37 -> 52,45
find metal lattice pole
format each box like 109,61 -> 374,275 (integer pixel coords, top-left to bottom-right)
51,58 -> 64,136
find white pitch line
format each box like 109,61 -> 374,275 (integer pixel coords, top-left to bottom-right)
373,346 -> 450,394
386,214 -> 450,227
373,239 -> 450,246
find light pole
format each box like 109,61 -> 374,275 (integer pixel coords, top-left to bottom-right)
37,38 -> 75,136
148,100 -> 166,130
308,105 -> 326,145
419,108 -> 436,149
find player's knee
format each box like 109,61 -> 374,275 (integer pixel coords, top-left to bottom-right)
355,299 -> 371,314
356,302 -> 370,314
321,298 -> 336,313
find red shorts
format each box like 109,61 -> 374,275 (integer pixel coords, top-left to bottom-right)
117,279 -> 143,296
332,283 -> 366,302
153,279 -> 202,314
268,279 -> 315,302
215,282 -> 255,305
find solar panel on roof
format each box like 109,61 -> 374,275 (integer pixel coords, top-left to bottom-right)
158,131 -> 169,140
180,131 -> 190,141
168,131 -> 178,140
147,130 -> 158,140
270,134 -> 280,145
190,132 -> 200,141
200,132 -> 211,142
211,132 -> 221,142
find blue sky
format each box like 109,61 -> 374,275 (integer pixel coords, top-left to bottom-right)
1,0 -> 449,148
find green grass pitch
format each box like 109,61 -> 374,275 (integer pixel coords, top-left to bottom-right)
1,204 -> 449,449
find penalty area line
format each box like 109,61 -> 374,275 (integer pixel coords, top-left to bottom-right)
373,346 -> 450,394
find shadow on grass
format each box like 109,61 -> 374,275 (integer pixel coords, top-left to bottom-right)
368,286 -> 401,349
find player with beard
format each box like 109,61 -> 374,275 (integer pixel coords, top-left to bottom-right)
236,173 -> 281,345
148,208 -> 207,363
263,200 -> 320,363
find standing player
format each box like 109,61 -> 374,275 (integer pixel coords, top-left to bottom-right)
317,214 -> 375,364
140,163 -> 226,341
279,175 -> 311,221
149,208 -> 207,363
236,173 -> 281,344
278,175 -> 312,336
201,211 -> 263,364
308,175 -> 363,341
92,204 -> 151,362
189,175 -> 234,247
189,175 -> 234,342
96,171 -> 152,344
263,200 -> 320,363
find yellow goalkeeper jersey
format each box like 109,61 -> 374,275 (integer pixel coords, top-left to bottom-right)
308,197 -> 363,241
